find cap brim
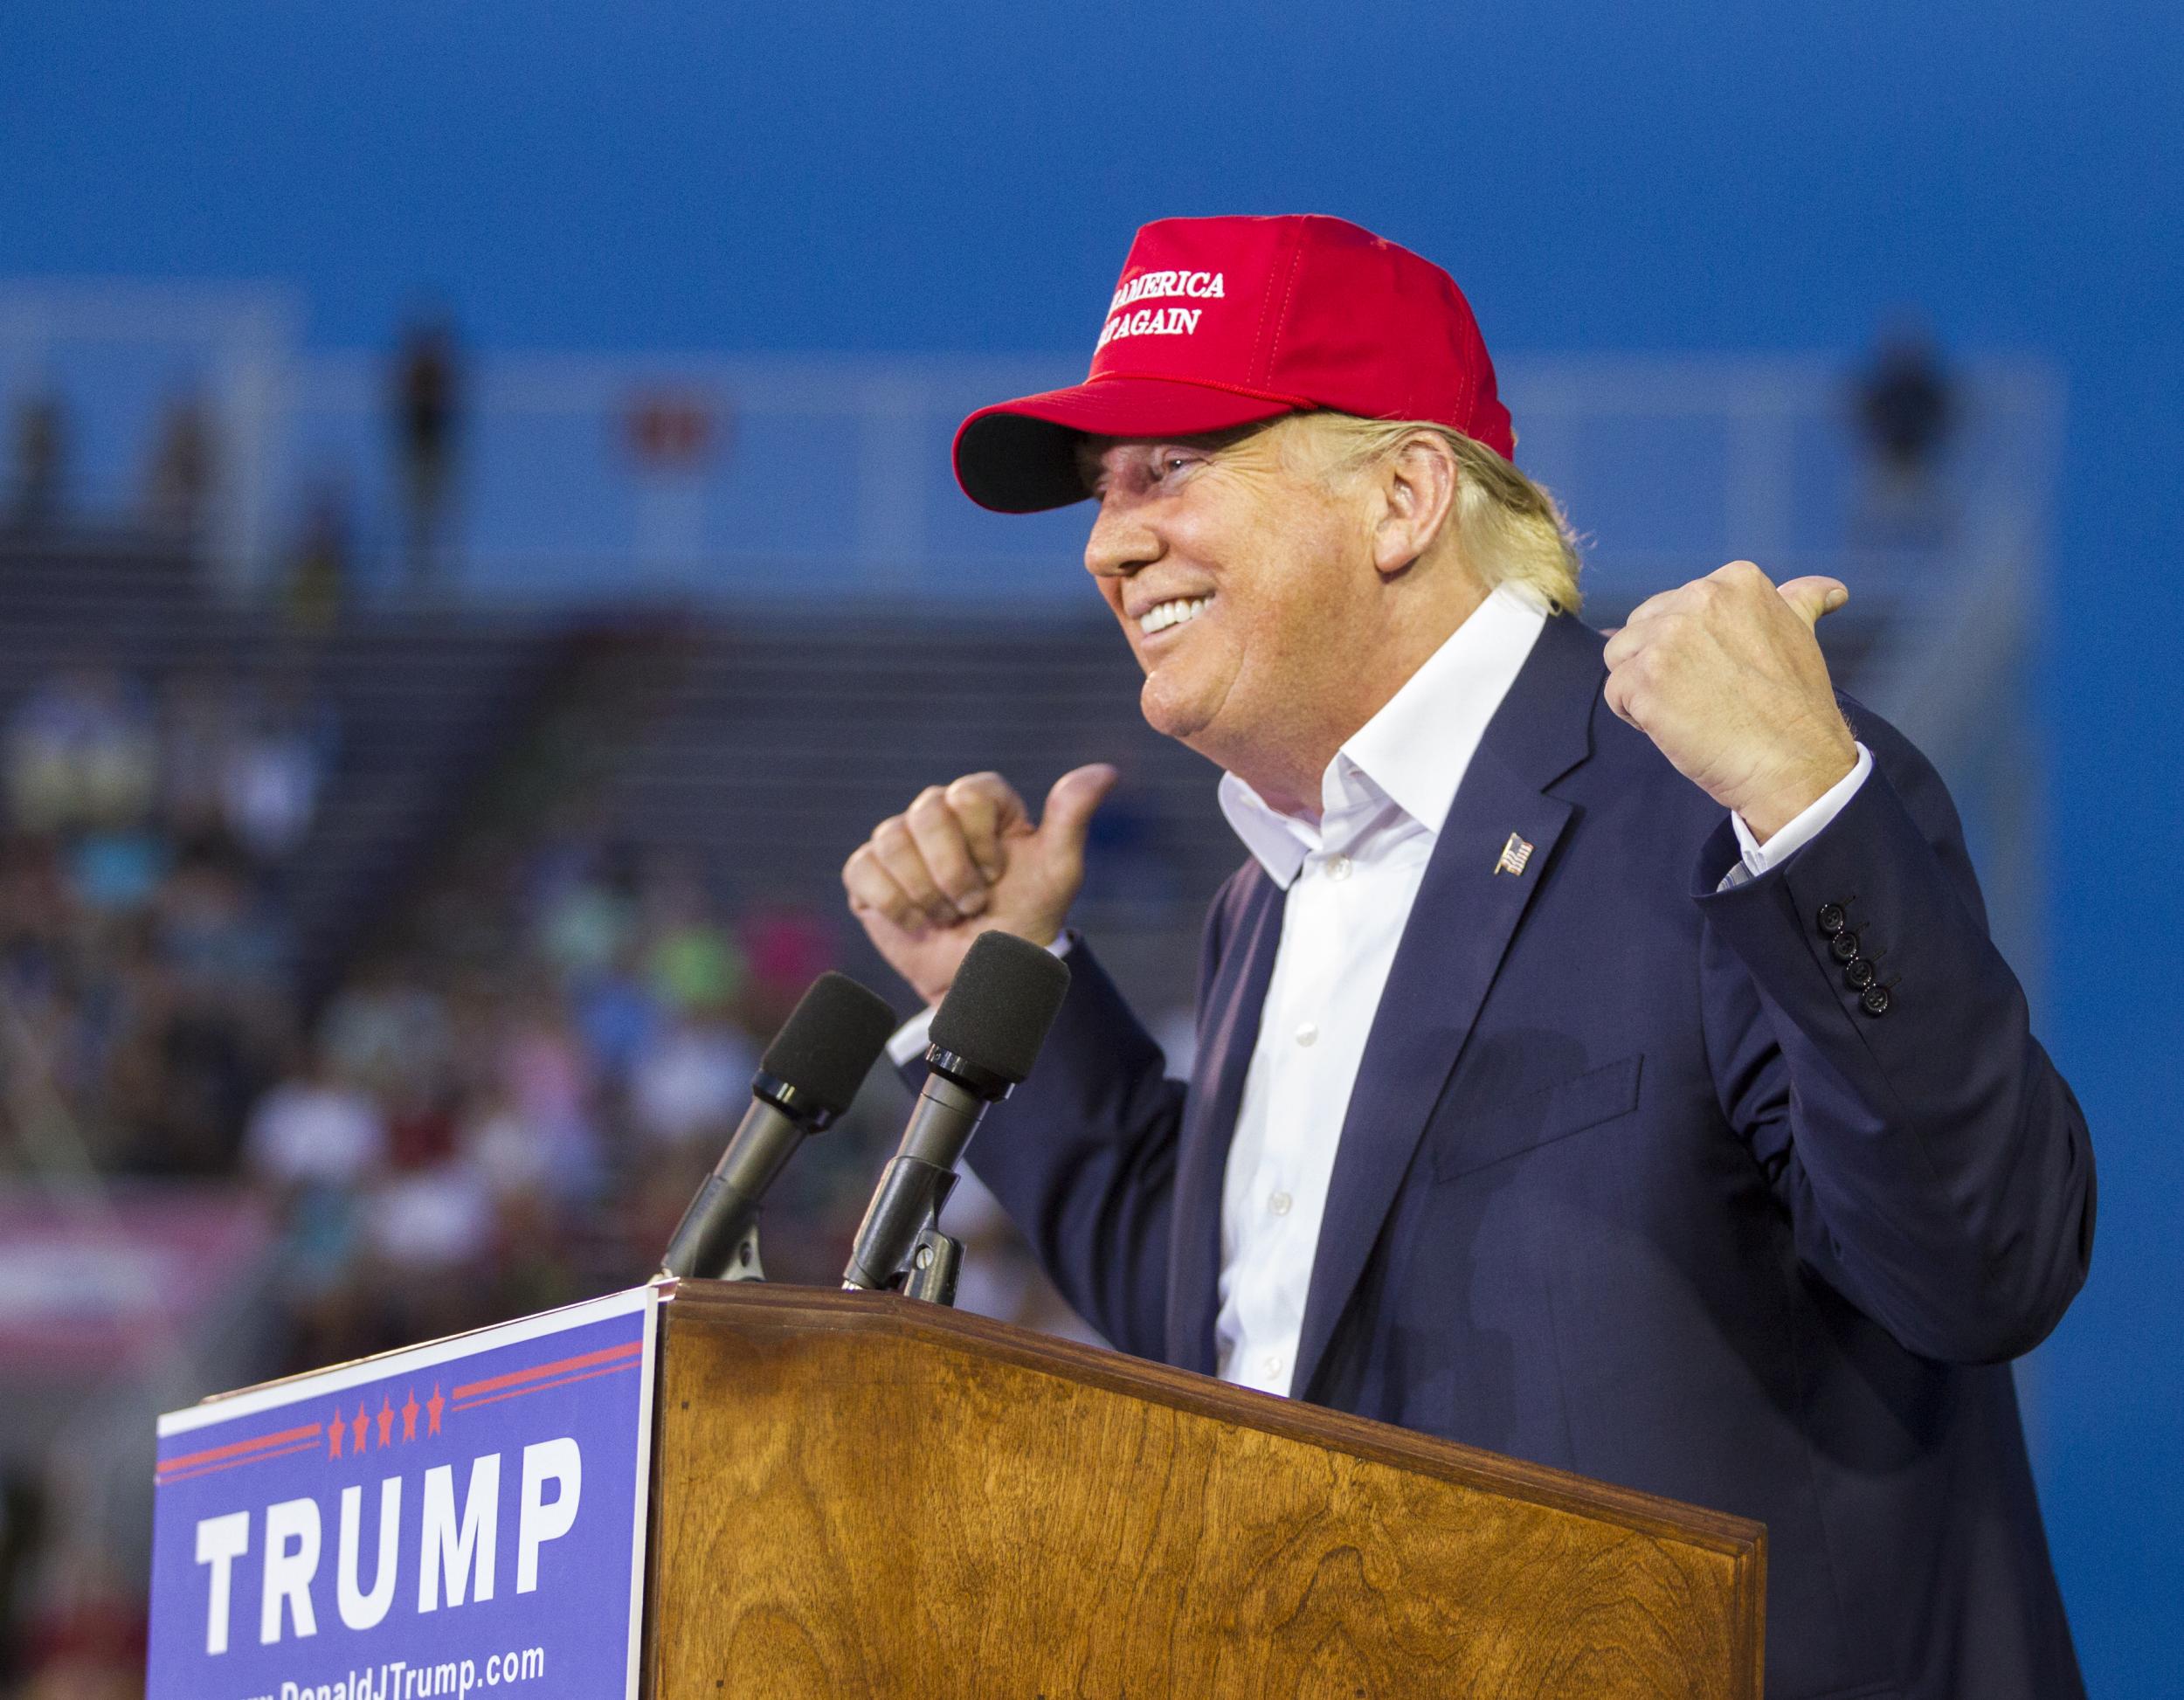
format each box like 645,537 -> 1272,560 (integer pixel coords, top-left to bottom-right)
952,376 -> 1301,514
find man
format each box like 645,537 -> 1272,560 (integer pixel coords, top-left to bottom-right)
841,215 -> 2091,1699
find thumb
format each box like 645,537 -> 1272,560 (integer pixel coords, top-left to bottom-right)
1037,763 -> 1120,854
1778,576 -> 1849,625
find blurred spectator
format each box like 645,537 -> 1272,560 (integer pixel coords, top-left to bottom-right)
740,903 -> 838,1034
142,390 -> 216,545
156,840 -> 284,990
243,1046 -> 387,1192
630,1004 -> 757,1150
318,957 -> 452,1101
286,476 -> 353,634
639,854 -> 746,1015
494,985 -> 602,1192
157,671 -> 241,842
391,315 -> 462,591
533,853 -> 638,982
362,1162 -> 493,1274
5,388 -> 67,534
5,666 -> 160,834
381,1067 -> 458,1171
1855,316 -> 1956,546
460,1081 -> 561,1200
221,681 -> 333,866
570,947 -> 660,1087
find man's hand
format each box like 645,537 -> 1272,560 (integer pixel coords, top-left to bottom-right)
1602,561 -> 1858,844
842,764 -> 1118,1006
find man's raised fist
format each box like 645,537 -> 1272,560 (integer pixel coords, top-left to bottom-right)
1601,561 -> 1857,844
842,763 -> 1118,1005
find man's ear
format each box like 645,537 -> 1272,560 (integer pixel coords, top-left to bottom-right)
1369,432 -> 1460,580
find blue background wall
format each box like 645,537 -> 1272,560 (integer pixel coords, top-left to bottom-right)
4,3 -> 2179,1687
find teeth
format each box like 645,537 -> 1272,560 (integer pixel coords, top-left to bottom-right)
1138,595 -> 1211,635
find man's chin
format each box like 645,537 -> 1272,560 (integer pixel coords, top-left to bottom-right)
1138,672 -> 1222,748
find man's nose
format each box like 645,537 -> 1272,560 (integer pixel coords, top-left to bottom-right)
1084,494 -> 1161,581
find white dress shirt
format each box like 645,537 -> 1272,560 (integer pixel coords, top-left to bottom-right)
887,586 -> 1872,1396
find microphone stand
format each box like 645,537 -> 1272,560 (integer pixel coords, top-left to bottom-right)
901,1220 -> 963,1305
843,1040 -> 1015,1306
721,1222 -> 766,1282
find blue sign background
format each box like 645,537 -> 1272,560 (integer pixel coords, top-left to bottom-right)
147,1287 -> 656,1700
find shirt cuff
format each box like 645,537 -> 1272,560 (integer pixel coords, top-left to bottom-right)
1730,743 -> 1872,878
883,930 -> 1076,1066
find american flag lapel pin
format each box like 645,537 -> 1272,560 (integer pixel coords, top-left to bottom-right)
1494,832 -> 1535,877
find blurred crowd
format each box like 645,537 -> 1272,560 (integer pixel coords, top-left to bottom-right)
259,838 -> 870,1376
0,645 -> 1090,1697
0,660 -> 328,1178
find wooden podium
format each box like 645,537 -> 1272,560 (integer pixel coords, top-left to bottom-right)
644,1281 -> 1765,1697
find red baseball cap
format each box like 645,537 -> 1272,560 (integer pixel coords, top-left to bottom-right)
953,213 -> 1516,513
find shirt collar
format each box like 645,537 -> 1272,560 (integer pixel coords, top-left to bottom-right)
1217,584 -> 1549,889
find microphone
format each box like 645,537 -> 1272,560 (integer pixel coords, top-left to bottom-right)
841,929 -> 1071,1291
659,971 -> 898,1280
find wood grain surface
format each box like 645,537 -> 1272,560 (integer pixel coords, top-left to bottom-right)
644,1282 -> 1763,1698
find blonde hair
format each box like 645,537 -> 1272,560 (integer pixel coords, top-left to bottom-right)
1284,412 -> 1584,615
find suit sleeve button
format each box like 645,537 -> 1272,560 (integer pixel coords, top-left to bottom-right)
1860,985 -> 1892,1016
1844,957 -> 1876,990
1830,930 -> 1863,963
1816,902 -> 1847,936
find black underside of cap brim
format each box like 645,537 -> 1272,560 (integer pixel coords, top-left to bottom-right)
952,378 -> 1301,514
956,411 -> 1090,514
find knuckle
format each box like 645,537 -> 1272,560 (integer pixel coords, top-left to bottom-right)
930,838 -> 980,885
908,785 -> 949,819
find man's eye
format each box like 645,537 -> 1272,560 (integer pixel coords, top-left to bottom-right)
1160,453 -> 1194,476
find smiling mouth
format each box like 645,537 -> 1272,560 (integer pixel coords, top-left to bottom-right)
1137,594 -> 1212,637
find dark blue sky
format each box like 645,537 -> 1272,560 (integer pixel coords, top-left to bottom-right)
5,1 -> 2178,359
7,3 -> 2181,1685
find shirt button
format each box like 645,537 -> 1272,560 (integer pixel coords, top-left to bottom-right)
1261,1353 -> 1283,1381
1324,853 -> 1352,881
1268,1190 -> 1293,1217
1295,1021 -> 1318,1047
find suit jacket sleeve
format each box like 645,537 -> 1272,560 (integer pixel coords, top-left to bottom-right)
1696,704 -> 2096,1364
937,895 -> 1233,1358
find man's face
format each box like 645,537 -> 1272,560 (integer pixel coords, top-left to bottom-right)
1078,420 -> 1378,777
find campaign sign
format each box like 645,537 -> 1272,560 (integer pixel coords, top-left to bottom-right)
148,1285 -> 660,1700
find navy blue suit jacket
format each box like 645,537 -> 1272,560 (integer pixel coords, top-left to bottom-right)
963,614 -> 2093,1700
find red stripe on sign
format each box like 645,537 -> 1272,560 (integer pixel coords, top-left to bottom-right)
157,1422 -> 322,1479
156,1438 -> 324,1486
450,1340 -> 639,1402
453,1359 -> 639,1413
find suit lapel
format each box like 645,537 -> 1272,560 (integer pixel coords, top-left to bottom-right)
1289,614 -> 1600,1400
1165,867 -> 1284,1373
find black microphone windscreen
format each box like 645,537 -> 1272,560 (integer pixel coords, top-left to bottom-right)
929,930 -> 1072,1085
759,972 -> 900,1117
